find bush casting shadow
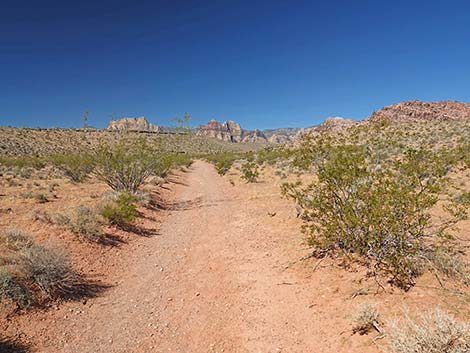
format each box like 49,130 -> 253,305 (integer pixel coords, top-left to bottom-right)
0,338 -> 29,353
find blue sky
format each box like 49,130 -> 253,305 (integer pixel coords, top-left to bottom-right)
1,0 -> 469,130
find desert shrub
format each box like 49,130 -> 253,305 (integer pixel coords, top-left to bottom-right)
133,190 -> 152,207
352,302 -> 381,335
0,269 -> 33,308
256,146 -> 294,166
100,192 -> 138,227
0,229 -> 75,307
206,152 -> 242,175
456,191 -> 470,206
56,206 -> 103,242
388,309 -> 470,353
94,139 -> 161,193
282,140 -> 466,289
50,152 -> 95,182
0,155 -> 45,170
155,152 -> 193,178
169,153 -> 193,170
428,248 -> 469,284
20,191 -> 48,203
240,161 -> 259,183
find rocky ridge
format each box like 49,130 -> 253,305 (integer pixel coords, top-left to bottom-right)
367,100 -> 470,123
196,119 -> 268,143
106,117 -> 161,132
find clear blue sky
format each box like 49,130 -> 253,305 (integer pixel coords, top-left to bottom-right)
1,0 -> 469,130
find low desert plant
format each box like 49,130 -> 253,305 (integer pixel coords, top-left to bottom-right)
50,152 -> 95,182
55,206 -> 104,242
282,140 -> 467,289
206,152 -> 241,175
0,155 -> 45,170
456,191 -> 470,206
21,191 -> 48,203
0,229 -> 75,307
352,302 -> 381,334
100,192 -> 138,227
240,161 -> 259,182
94,139 -> 162,193
388,309 -> 470,353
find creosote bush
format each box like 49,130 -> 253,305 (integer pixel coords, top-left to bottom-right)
241,161 -> 259,183
206,152 -> 241,175
94,139 -> 191,193
94,139 -> 159,193
0,155 -> 45,170
0,229 -> 75,307
100,192 -> 138,227
282,138 -> 467,289
388,309 -> 470,353
50,152 -> 95,182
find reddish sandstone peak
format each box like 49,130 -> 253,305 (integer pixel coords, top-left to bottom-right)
197,119 -> 267,143
368,100 -> 470,122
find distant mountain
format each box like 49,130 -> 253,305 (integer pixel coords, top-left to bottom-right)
262,127 -> 302,139
106,117 -> 161,132
295,100 -> 470,141
196,119 -> 268,143
367,100 -> 470,123
295,116 -> 355,138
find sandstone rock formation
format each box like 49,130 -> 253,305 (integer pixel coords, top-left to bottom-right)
197,119 -> 267,143
268,134 -> 293,144
368,100 -> 470,123
295,116 -> 356,139
106,117 -> 160,132
241,129 -> 268,143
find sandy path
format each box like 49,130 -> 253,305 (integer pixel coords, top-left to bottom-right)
30,160 -> 378,353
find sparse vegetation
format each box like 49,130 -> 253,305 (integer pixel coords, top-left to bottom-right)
54,206 -> 104,242
100,192 -> 138,228
50,152 -> 95,182
352,302 -> 381,335
206,152 -> 242,175
94,139 -> 160,193
0,229 -> 76,307
388,309 -> 470,353
282,139 -> 467,289
240,161 -> 259,182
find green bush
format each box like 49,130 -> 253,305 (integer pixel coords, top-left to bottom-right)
50,152 -> 95,182
100,192 -> 138,227
240,161 -> 259,183
206,152 -> 241,175
94,139 -> 160,193
456,191 -> 470,206
0,155 -> 45,170
282,142 -> 467,289
0,229 -> 75,307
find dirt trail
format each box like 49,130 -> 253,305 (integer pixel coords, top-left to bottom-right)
28,161 -> 378,353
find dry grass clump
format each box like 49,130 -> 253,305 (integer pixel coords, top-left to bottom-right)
428,248 -> 470,285
352,302 -> 381,335
0,229 -> 76,308
54,206 -> 104,242
388,309 -> 470,353
20,191 -> 49,203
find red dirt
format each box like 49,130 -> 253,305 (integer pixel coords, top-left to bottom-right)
2,161 -> 468,352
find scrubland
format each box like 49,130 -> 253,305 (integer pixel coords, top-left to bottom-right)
0,120 -> 469,352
